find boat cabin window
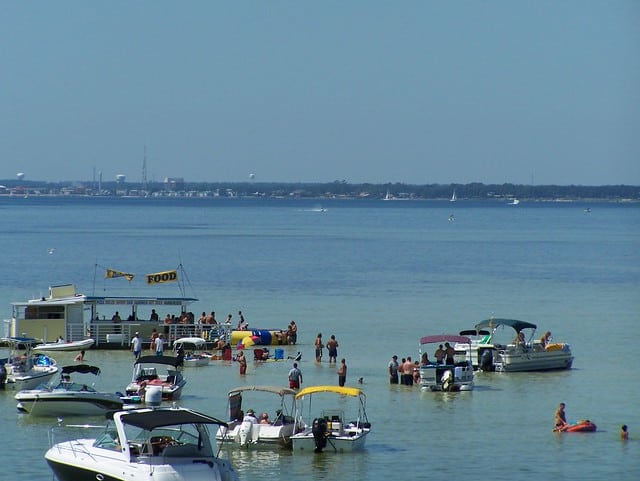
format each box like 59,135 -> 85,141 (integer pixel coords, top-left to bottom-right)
23,305 -> 64,320
133,425 -> 210,457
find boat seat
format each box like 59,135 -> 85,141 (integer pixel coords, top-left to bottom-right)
162,444 -> 199,457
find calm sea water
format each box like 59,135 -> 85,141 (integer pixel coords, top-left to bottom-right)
0,196 -> 638,481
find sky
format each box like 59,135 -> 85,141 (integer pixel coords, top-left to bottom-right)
1,1 -> 638,185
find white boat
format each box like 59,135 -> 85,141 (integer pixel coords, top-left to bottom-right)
172,337 -> 210,367
216,385 -> 304,448
467,318 -> 574,372
33,338 -> 95,352
15,364 -> 124,416
7,281 -> 198,349
291,386 -> 371,453
454,329 -> 492,369
45,406 -> 239,481
125,356 -> 186,400
450,190 -> 457,202
1,337 -> 59,391
418,335 -> 474,391
383,190 -> 393,201
509,198 -> 520,205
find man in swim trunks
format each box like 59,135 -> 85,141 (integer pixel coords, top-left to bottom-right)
554,402 -> 568,431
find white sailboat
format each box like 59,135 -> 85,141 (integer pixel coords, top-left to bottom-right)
450,190 -> 457,202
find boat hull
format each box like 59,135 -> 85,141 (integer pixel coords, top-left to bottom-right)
217,421 -> 297,448
419,363 -> 474,392
495,348 -> 574,372
45,446 -> 238,481
16,392 -> 124,416
5,368 -> 59,391
182,356 -> 210,367
33,339 -> 95,352
459,344 -> 574,372
291,429 -> 368,453
46,460 -> 125,481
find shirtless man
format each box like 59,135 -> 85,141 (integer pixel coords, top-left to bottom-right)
326,335 -> 339,363
434,344 -> 445,364
444,343 -> 455,364
554,402 -> 568,431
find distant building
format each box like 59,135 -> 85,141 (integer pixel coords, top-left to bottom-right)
164,177 -> 185,191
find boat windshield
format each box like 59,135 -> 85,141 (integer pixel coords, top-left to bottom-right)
124,423 -> 213,457
93,430 -> 120,451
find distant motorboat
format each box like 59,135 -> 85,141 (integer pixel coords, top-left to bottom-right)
125,356 -> 186,400
33,338 -> 95,353
2,337 -> 59,391
172,337 -> 210,367
509,198 -> 520,205
15,364 -> 124,417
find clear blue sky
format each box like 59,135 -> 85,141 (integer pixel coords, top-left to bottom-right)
1,1 -> 638,185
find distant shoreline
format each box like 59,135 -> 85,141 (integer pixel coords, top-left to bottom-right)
0,180 -> 638,201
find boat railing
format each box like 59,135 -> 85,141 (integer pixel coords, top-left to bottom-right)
89,322 -> 226,348
64,323 -> 88,343
48,424 -> 106,460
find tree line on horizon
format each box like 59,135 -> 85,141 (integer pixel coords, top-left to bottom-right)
0,179 -> 638,200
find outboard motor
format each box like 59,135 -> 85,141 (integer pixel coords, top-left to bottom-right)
238,420 -> 253,447
145,386 -> 162,406
441,370 -> 453,391
479,349 -> 493,372
312,417 -> 328,452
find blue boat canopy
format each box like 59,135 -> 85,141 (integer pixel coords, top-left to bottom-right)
474,318 -> 537,333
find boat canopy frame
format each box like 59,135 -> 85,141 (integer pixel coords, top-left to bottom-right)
61,364 -> 101,376
474,318 -> 537,333
419,334 -> 471,345
134,355 -> 182,367
113,407 -> 228,431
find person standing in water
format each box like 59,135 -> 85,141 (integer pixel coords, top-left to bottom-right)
326,335 -> 339,363
337,358 -> 347,387
314,333 -> 324,362
288,362 -> 303,389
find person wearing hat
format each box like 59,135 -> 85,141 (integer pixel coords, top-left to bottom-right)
243,409 -> 258,424
130,332 -> 142,360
